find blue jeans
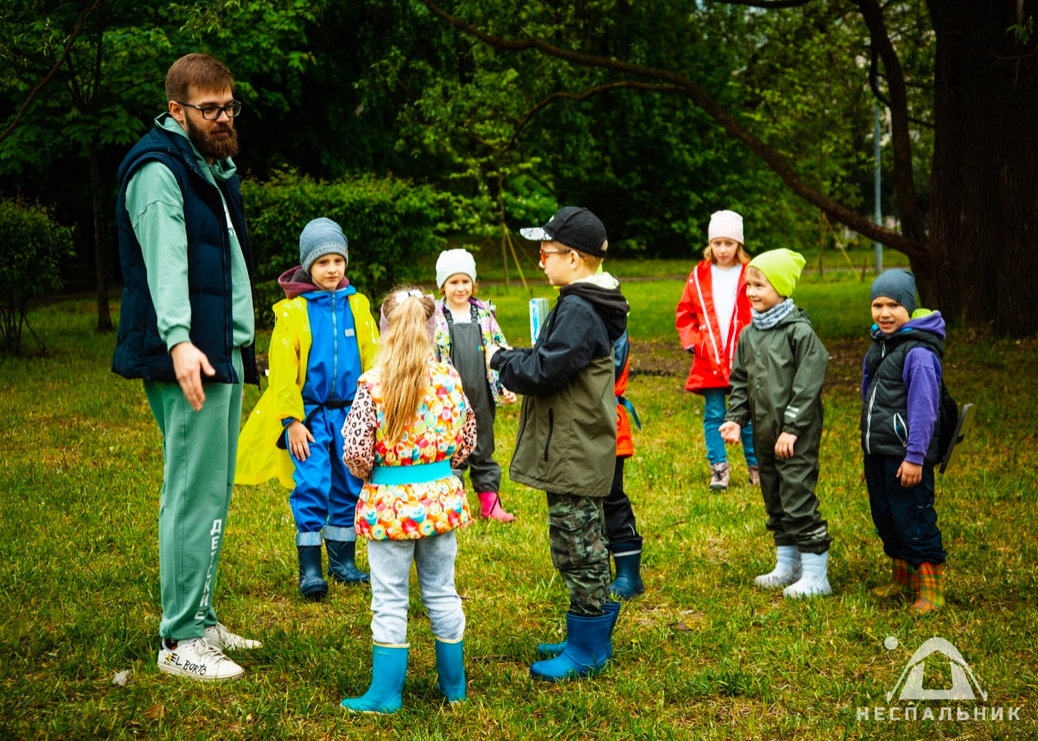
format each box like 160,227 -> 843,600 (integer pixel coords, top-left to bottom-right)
702,389 -> 757,467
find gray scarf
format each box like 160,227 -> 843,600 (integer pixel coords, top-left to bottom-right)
751,298 -> 795,330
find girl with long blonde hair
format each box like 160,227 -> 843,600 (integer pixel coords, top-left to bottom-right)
339,285 -> 476,714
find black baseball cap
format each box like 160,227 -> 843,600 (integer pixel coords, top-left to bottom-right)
519,206 -> 609,258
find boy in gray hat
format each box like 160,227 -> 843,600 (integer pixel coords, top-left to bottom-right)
236,217 -> 379,600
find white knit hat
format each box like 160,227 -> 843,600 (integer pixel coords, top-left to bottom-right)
435,248 -> 477,289
708,210 -> 744,244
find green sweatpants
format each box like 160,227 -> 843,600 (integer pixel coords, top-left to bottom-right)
144,349 -> 243,640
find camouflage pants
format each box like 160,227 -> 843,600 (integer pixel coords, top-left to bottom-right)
546,493 -> 610,617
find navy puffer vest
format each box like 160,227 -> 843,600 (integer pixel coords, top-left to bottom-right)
860,328 -> 942,462
111,126 -> 258,385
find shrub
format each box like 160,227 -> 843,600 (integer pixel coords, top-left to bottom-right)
244,170 -> 468,326
0,198 -> 74,355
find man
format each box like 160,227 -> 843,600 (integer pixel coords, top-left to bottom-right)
112,53 -> 260,681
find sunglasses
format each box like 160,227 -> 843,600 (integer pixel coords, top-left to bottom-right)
539,248 -> 586,262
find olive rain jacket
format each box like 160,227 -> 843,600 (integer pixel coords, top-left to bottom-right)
491,274 -> 629,498
725,307 -> 829,450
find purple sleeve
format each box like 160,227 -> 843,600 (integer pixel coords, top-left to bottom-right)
903,348 -> 942,465
861,356 -> 869,404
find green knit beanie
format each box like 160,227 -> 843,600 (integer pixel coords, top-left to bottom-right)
748,249 -> 806,298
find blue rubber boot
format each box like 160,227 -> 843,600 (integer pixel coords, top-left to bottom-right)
609,552 -> 645,600
341,644 -> 408,714
297,545 -> 329,601
326,539 -> 370,584
434,638 -> 466,703
530,610 -> 615,682
536,601 -> 620,659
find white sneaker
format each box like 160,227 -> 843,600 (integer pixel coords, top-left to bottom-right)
754,546 -> 803,589
157,637 -> 245,681
204,623 -> 262,650
783,551 -> 832,599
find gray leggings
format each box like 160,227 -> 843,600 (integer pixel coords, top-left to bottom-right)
367,531 -> 465,645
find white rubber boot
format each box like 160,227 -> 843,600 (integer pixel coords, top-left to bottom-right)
783,550 -> 832,599
754,546 -> 802,589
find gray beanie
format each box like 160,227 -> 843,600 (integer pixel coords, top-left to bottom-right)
299,218 -> 348,275
870,269 -> 916,315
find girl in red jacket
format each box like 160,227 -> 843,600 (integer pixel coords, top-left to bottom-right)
675,210 -> 758,491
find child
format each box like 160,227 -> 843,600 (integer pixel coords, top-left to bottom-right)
432,248 -> 518,522
719,248 -> 832,598
861,270 -> 947,613
676,210 -> 758,491
236,218 -> 378,601
339,287 -> 475,714
488,206 -> 629,681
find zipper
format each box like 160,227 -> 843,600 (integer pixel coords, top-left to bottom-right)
893,413 -> 908,447
865,384 -> 878,454
543,408 -> 554,462
331,291 -> 339,399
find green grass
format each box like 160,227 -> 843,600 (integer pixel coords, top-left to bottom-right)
1,273 -> 1035,740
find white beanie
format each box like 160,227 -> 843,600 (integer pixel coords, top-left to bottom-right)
708,210 -> 744,244
435,248 -> 477,289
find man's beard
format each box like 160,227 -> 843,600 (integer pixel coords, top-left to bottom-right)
184,115 -> 239,161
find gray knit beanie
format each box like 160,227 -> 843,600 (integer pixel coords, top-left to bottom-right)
870,269 -> 917,315
299,218 -> 348,275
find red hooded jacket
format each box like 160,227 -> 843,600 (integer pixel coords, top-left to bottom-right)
675,260 -> 751,393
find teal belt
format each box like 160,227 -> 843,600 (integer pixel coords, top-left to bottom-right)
371,459 -> 453,486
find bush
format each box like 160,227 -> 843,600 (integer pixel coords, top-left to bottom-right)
0,198 -> 74,355
244,170 -> 467,326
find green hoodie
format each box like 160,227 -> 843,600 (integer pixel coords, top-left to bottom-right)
124,113 -> 254,352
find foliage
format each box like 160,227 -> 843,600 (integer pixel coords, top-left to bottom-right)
1,286 -> 1036,738
244,169 -> 472,323
0,198 -> 74,355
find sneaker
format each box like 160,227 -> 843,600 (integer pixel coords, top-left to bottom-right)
157,637 -> 245,681
709,463 -> 730,491
204,623 -> 262,651
748,465 -> 761,487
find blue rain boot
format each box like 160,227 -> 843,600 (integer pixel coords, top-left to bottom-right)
537,601 -> 620,659
530,610 -> 615,682
297,545 -> 328,601
609,551 -> 645,600
341,644 -> 408,714
434,637 -> 466,703
326,539 -> 370,584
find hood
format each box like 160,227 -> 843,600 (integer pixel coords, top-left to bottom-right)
559,272 -> 629,341
278,265 -> 350,299
870,310 -> 946,343
156,112 -> 237,182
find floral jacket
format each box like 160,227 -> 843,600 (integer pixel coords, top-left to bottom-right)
433,297 -> 508,405
342,358 -> 477,540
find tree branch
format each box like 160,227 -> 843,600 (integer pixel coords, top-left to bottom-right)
422,0 -> 928,260
0,0 -> 108,144
869,46 -> 934,128
705,0 -> 816,8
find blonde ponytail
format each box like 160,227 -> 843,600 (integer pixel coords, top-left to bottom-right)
377,285 -> 436,446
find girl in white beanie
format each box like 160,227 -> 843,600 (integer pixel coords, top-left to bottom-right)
675,210 -> 759,491
432,249 -> 518,522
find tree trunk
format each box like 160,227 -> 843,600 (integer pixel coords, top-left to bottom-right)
926,0 -> 1038,336
88,141 -> 113,332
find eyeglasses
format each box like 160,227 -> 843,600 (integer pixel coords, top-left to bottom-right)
176,100 -> 243,120
539,248 -> 572,262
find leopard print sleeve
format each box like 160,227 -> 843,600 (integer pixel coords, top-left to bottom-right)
450,405 -> 478,469
342,382 -> 376,480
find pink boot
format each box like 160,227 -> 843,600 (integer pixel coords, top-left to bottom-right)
477,492 -> 515,522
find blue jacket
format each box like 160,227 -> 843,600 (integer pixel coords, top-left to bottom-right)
111,125 -> 258,385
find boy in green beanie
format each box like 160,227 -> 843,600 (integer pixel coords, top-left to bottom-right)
719,248 -> 833,598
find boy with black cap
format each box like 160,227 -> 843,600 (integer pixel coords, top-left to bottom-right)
236,217 -> 379,600
861,269 -> 947,613
719,248 -> 832,599
487,206 -> 630,681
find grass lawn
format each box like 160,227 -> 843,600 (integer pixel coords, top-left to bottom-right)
1,269 -> 1035,740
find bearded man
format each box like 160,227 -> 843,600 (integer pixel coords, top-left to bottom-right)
112,53 -> 261,681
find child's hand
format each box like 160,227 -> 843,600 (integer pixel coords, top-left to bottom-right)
486,344 -> 502,372
719,421 -> 741,444
897,461 -> 922,487
502,388 -> 517,404
774,432 -> 798,459
288,421 -> 314,461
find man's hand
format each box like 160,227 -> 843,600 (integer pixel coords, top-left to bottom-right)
288,421 -> 314,461
171,342 -> 216,411
897,460 -> 922,487
774,432 -> 798,460
719,421 -> 741,444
